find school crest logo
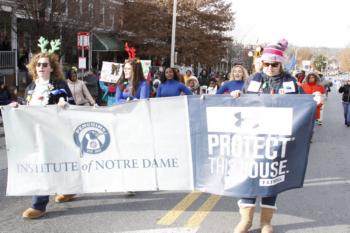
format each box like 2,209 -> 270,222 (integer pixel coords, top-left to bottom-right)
73,122 -> 110,155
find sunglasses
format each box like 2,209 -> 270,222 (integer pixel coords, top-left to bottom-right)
263,62 -> 280,68
37,62 -> 49,68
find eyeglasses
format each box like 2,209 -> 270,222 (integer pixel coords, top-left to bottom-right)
37,62 -> 49,68
262,62 -> 280,68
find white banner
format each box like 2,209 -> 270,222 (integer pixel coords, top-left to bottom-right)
2,95 -> 316,197
2,97 -> 193,195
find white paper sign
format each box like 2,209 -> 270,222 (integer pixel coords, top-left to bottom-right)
100,61 -> 123,83
78,57 -> 86,69
246,80 -> 261,92
140,60 -> 151,79
283,81 -> 296,93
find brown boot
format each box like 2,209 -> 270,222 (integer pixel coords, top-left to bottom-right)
55,194 -> 76,203
22,208 -> 46,219
260,208 -> 274,233
234,206 -> 255,233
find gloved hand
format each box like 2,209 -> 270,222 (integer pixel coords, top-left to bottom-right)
230,90 -> 241,99
57,97 -> 69,109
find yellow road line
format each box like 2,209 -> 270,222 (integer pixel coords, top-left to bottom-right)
184,194 -> 221,229
157,192 -> 202,225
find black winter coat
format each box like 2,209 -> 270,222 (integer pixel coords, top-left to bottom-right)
24,79 -> 75,105
339,84 -> 350,102
243,72 -> 299,94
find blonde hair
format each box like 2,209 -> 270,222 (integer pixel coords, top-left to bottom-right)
229,64 -> 249,81
26,52 -> 64,81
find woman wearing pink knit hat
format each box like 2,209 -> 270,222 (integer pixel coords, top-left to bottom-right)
233,39 -> 300,233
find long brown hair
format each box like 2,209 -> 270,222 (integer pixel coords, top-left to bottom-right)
118,59 -> 145,96
26,52 -> 64,81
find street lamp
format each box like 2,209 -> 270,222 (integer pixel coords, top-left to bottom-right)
170,0 -> 177,67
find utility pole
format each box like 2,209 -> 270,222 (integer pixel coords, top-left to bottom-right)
170,0 -> 177,67
11,4 -> 18,87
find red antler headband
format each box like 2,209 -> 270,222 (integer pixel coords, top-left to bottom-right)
124,42 -> 136,59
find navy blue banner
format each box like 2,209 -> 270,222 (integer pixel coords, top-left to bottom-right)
188,94 -> 316,197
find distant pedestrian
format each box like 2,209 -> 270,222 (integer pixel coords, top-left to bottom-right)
0,80 -> 12,105
99,81 -> 117,106
84,70 -> 99,102
183,69 -> 194,83
338,78 -> 350,127
67,67 -> 95,106
206,78 -> 219,95
295,70 -> 306,85
151,79 -> 161,97
198,68 -> 209,87
185,76 -> 200,95
301,72 -> 325,125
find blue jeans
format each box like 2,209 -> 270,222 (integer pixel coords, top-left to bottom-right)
238,195 -> 277,209
32,195 -> 49,211
342,102 -> 350,124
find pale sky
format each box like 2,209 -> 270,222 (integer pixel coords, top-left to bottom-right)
231,0 -> 350,48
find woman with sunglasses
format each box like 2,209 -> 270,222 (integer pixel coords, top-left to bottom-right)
234,39 -> 299,233
14,51 -> 76,219
24,54 -> 75,106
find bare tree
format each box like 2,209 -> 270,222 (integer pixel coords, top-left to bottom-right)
337,48 -> 350,72
122,0 -> 234,66
296,48 -> 313,67
16,0 -> 121,63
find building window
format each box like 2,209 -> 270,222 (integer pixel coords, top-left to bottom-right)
101,4 -> 105,25
88,2 -> 93,18
79,0 -> 83,15
61,0 -> 68,15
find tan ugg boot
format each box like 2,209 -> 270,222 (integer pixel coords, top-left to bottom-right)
22,208 -> 46,219
234,206 -> 255,233
260,207 -> 274,233
55,194 -> 76,203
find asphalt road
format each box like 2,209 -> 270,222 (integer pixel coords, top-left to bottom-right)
0,85 -> 349,233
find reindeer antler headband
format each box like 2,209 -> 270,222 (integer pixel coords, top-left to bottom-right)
38,36 -> 61,53
124,42 -> 136,59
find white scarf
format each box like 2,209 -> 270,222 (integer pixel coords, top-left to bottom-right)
29,78 -> 51,106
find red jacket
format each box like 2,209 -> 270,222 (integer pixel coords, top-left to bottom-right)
301,82 -> 325,95
301,82 -> 325,120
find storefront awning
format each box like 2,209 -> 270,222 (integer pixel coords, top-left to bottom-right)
92,33 -> 124,52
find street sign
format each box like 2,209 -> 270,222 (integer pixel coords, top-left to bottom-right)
77,32 -> 90,49
78,57 -> 86,69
